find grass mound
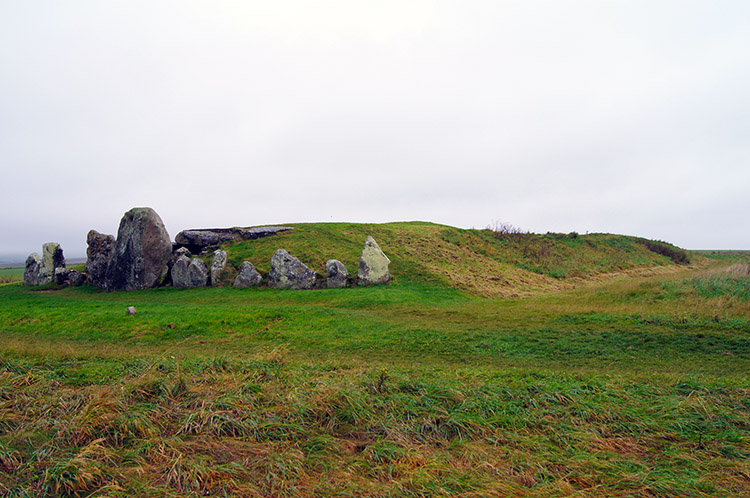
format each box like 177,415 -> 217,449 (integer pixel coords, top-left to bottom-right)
219,222 -> 694,297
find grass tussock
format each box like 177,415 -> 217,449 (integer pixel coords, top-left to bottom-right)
1,352 -> 749,497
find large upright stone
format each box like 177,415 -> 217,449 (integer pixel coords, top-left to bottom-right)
24,253 -> 41,286
187,258 -> 208,287
233,261 -> 262,288
171,255 -> 191,288
38,243 -> 65,285
268,249 -> 317,289
326,259 -> 349,289
357,236 -> 390,286
86,230 -> 116,289
106,207 -> 172,291
210,250 -> 228,286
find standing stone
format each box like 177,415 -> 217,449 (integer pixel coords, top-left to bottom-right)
210,250 -> 228,286
86,230 -> 116,289
106,207 -> 172,291
357,236 -> 391,286
187,258 -> 208,287
24,253 -> 41,286
233,261 -> 262,288
171,255 -> 191,288
326,259 -> 349,289
166,247 -> 191,286
268,249 -> 317,289
39,242 -> 65,285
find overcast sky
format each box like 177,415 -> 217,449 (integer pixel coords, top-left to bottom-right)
1,1 -> 748,260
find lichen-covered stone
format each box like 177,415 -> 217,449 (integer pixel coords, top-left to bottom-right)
171,255 -> 191,288
86,230 -> 116,289
39,242 -> 65,285
24,253 -> 41,286
106,207 -> 172,291
326,259 -> 349,288
233,261 -> 262,288
268,249 -> 317,289
188,258 -> 209,287
210,250 -> 228,286
357,236 -> 390,286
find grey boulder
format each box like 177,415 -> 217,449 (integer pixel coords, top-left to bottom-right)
24,253 -> 41,286
357,236 -> 391,286
85,230 -> 116,289
326,259 -> 349,288
105,207 -> 172,291
268,249 -> 317,289
68,270 -> 87,287
39,242 -> 65,285
54,267 -> 69,285
233,261 -> 262,288
210,250 -> 228,286
171,255 -> 191,288
187,258 -> 208,287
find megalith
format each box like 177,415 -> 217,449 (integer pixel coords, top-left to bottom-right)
357,236 -> 390,286
24,253 -> 41,286
171,255 -> 191,288
233,261 -> 262,288
326,259 -> 349,288
210,250 -> 228,286
105,207 -> 172,291
86,230 -> 116,289
39,242 -> 65,285
268,249 -> 317,289
187,258 -> 208,287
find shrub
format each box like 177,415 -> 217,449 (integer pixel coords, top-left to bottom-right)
637,239 -> 690,265
486,221 -> 527,240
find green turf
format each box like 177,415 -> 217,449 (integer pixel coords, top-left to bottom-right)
0,227 -> 747,496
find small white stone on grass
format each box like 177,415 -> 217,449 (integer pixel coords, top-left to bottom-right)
126,306 -> 137,315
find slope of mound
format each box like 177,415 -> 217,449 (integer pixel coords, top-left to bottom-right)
219,222 -> 693,297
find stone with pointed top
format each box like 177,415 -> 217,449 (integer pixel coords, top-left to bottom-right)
233,261 -> 262,288
187,258 -> 208,287
357,236 -> 390,286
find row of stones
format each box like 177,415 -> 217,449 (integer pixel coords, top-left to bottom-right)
172,236 -> 390,290
24,207 -> 391,291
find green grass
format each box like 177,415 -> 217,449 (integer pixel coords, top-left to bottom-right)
0,267 -> 23,284
0,225 -> 748,496
216,222 -> 696,297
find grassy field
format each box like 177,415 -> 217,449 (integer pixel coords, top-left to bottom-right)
0,267 -> 23,284
1,224 -> 748,497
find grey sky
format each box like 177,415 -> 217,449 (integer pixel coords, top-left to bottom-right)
1,1 -> 749,259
